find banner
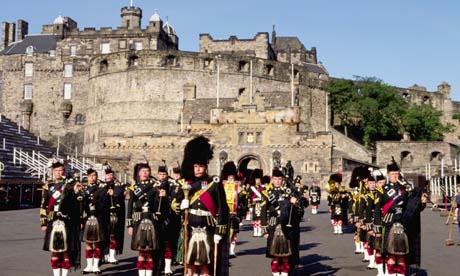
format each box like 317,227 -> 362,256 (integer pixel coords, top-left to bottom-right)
223,180 -> 240,213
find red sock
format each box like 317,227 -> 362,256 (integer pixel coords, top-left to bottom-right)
145,260 -> 154,270
281,261 -> 290,273
51,259 -> 61,269
136,260 -> 145,270
110,238 -> 117,250
387,263 -> 397,274
375,255 -> 383,264
397,263 -> 406,274
93,248 -> 101,259
85,249 -> 94,259
62,259 -> 71,270
270,260 -> 279,272
367,247 -> 374,256
164,241 -> 173,259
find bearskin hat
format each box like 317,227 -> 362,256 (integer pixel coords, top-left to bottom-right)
262,175 -> 271,185
368,175 -> 376,182
376,175 -> 386,181
104,167 -> 114,174
181,136 -> 214,180
329,172 -> 342,184
172,166 -> 181,174
221,161 -> 238,181
349,166 -> 370,188
248,169 -> 263,184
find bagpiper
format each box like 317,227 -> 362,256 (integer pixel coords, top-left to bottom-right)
81,168 -> 112,275
155,165 -> 180,276
127,163 -> 168,276
363,175 -> 378,270
263,169 -> 307,276
309,180 -> 321,215
174,136 -> 229,276
373,160 -> 427,276
103,167 -> 126,265
248,169 -> 265,237
40,160 -> 82,276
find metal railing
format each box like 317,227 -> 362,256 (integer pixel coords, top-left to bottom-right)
13,148 -> 49,181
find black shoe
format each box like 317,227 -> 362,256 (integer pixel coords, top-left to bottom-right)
81,271 -> 91,275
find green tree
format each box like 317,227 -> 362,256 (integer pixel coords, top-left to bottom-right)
327,79 -> 359,137
402,104 -> 453,141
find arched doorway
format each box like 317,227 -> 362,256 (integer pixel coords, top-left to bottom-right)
237,154 -> 262,184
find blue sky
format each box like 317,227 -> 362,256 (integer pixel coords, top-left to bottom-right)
1,0 -> 459,101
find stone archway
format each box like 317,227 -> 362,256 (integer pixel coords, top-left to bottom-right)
237,154 -> 263,183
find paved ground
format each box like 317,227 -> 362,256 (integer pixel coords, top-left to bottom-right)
0,204 -> 457,276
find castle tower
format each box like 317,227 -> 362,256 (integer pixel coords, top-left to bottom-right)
121,6 -> 142,29
438,81 -> 451,99
148,10 -> 162,32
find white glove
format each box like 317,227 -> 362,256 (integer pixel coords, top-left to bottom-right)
214,234 -> 222,243
180,199 -> 189,210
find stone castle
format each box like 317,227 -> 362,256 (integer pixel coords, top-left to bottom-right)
1,5 -> 459,183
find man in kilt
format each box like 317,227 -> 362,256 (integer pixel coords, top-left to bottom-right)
40,160 -> 82,276
81,168 -> 112,275
103,167 -> 126,265
374,161 -> 427,276
309,181 -> 321,215
173,136 -> 229,276
363,175 -> 378,270
327,173 -> 346,235
127,163 -> 168,276
263,169 -> 305,276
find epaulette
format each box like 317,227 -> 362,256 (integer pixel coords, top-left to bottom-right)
359,194 -> 366,200
178,179 -> 186,186
368,192 -> 375,200
376,186 -> 384,194
42,182 -> 49,190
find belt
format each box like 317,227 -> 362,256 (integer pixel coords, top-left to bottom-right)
190,209 -> 212,216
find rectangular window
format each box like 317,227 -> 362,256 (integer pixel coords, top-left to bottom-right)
70,45 -> 77,56
64,83 -> 72,100
25,63 -> 33,77
64,64 -> 73,77
119,39 -> 127,49
24,84 -> 33,100
135,42 -> 143,50
101,42 -> 111,54
87,40 -> 93,50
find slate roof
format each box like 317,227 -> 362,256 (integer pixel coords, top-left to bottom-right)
0,35 -> 57,55
274,37 -> 308,53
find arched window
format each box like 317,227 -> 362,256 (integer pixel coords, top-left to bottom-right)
264,64 -> 274,76
128,55 -> 139,67
272,150 -> 281,168
238,61 -> 249,72
100,60 -> 108,73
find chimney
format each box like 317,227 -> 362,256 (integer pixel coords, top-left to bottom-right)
7,22 -> 16,45
17,20 -> 28,41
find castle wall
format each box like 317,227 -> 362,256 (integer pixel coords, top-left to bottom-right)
376,141 -> 459,176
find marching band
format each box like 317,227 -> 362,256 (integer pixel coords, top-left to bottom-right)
39,136 -> 427,276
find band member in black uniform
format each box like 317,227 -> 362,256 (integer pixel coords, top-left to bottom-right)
363,175 -> 378,270
104,167 -> 126,265
327,173 -> 347,234
374,161 -> 427,276
309,181 -> 321,215
40,160 -> 82,276
81,168 -> 111,275
127,163 -> 168,276
174,136 -> 229,276
374,174 -> 386,276
220,161 -> 241,257
263,169 -> 306,276
156,165 -> 179,276
248,169 -> 265,237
